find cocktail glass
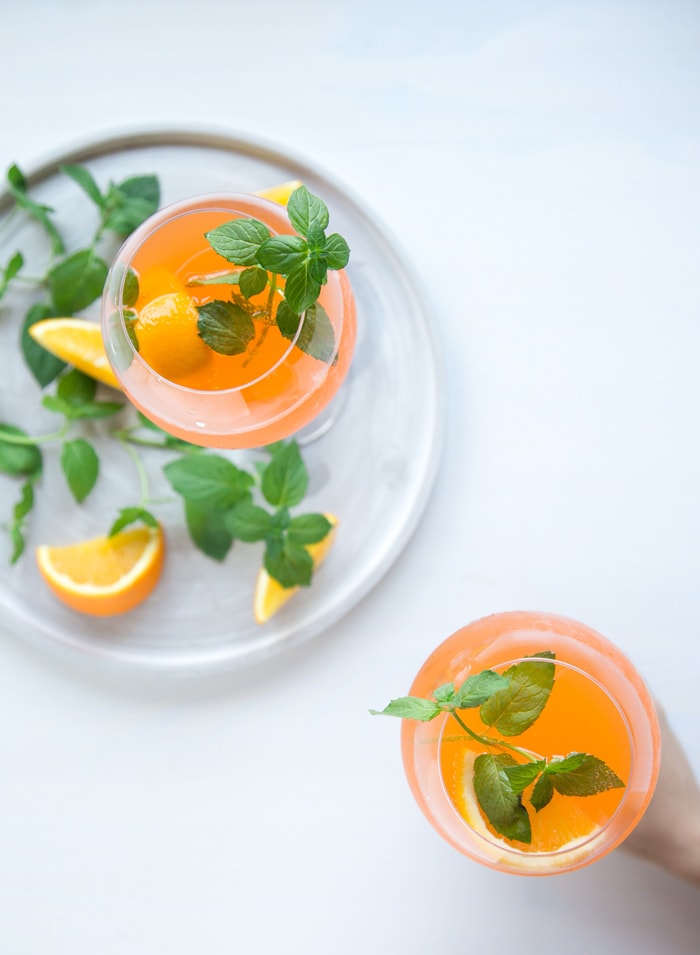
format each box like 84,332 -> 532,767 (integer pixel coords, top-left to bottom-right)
101,193 -> 356,449
401,611 -> 661,875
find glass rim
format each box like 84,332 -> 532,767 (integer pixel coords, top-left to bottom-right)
106,193 -> 343,395
436,655 -> 635,861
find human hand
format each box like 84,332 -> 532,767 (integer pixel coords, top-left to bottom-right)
622,705 -> 700,885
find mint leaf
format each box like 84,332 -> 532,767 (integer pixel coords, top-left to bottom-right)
479,651 -> 556,737
61,164 -> 105,208
545,752 -> 588,775
0,425 -> 42,477
369,697 -> 443,720
473,753 -> 532,843
325,233 -> 350,270
548,754 -> 625,797
21,303 -> 67,386
264,536 -> 313,587
48,249 -> 109,314
164,454 -> 254,510
287,186 -> 329,236
502,760 -> 546,794
283,262 -> 321,314
122,268 -> 140,307
256,234 -> 308,273
6,163 -> 64,255
238,266 -> 268,298
205,218 -> 270,265
183,500 -> 233,561
102,175 -> 160,234
196,300 -> 255,356
276,301 -> 336,363
57,367 -> 97,406
260,440 -> 307,508
8,478 -> 36,564
225,502 -> 274,542
0,250 -> 24,301
454,670 -> 510,709
109,506 -> 158,536
432,682 -> 457,705
61,438 -> 98,502
531,773 -> 555,811
286,513 -> 331,546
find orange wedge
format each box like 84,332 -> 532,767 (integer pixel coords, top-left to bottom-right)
36,524 -> 165,616
254,515 -> 337,624
449,751 -> 602,859
28,317 -> 120,388
255,180 -> 303,206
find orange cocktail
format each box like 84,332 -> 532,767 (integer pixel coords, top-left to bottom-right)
400,611 -> 660,875
101,192 -> 356,448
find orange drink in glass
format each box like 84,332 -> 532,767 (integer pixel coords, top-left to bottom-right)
399,611 -> 660,875
101,192 -> 356,448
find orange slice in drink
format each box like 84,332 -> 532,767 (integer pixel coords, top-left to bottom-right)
451,751 -> 603,864
36,524 -> 165,616
28,318 -> 120,389
133,291 -> 211,384
254,515 -> 337,624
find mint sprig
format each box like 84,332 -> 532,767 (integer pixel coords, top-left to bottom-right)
371,653 -> 626,845
197,185 -> 349,363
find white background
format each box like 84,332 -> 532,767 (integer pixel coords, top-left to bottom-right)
1,0 -> 699,951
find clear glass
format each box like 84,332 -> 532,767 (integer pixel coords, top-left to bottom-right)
101,193 -> 357,449
401,611 -> 661,876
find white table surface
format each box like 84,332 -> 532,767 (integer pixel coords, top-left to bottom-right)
1,1 -> 699,951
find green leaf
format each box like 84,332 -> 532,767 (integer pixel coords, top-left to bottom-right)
264,536 -> 313,588
8,479 -> 36,564
21,303 -> 67,386
287,185 -> 330,236
57,368 -> 97,406
225,502 -> 274,542
479,651 -> 556,737
196,300 -> 255,356
502,760 -> 546,794
164,454 -> 254,510
122,268 -> 140,307
325,232 -> 350,269
0,250 -> 24,300
102,175 -> 160,234
61,164 -> 105,207
183,500 -> 234,562
109,506 -> 158,536
530,772 -> 555,812
369,696 -> 443,720
0,425 -> 42,477
238,266 -> 268,298
187,269 -> 243,287
61,438 -> 98,503
48,249 -> 109,314
286,513 -> 331,546
260,440 -> 307,508
544,752 -> 588,775
454,670 -> 511,709
6,163 -> 64,255
432,682 -> 457,705
256,234 -> 308,273
548,754 -> 625,797
205,218 -> 270,265
283,262 -> 321,314
473,753 -> 532,843
276,300 -> 336,363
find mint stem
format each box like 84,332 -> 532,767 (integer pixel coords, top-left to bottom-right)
451,711 -> 541,763
0,425 -> 68,446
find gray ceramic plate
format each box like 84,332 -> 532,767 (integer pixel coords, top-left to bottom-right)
0,129 -> 443,674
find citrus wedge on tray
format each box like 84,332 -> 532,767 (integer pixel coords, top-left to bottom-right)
28,317 -> 120,389
254,515 -> 338,624
36,524 -> 165,617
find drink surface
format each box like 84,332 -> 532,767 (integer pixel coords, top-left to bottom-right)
401,611 -> 660,875
103,195 -> 356,449
439,658 -> 631,854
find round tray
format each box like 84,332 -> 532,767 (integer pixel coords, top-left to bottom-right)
0,129 -> 443,674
